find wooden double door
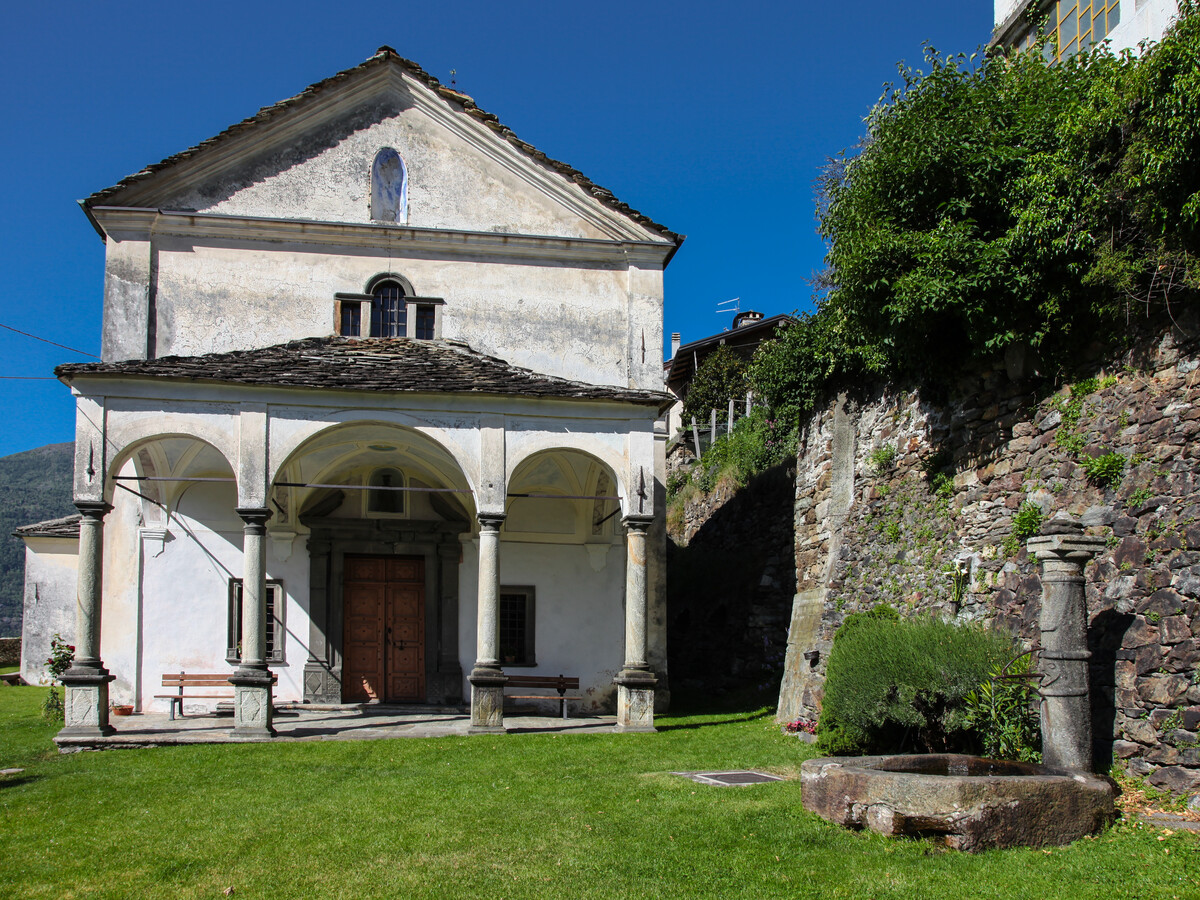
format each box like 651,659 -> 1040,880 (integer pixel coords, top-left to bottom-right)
342,555 -> 426,703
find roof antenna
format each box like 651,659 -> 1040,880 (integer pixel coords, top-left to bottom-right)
716,297 -> 740,330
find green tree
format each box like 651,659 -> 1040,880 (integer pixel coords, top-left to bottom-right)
681,345 -> 750,423
750,4 -> 1200,422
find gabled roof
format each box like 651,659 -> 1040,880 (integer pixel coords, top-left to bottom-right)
665,313 -> 797,389
83,47 -> 683,250
56,336 -> 672,409
14,514 -> 81,540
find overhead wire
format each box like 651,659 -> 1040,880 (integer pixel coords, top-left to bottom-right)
0,322 -> 99,358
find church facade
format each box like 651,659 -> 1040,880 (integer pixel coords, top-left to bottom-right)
34,48 -> 680,738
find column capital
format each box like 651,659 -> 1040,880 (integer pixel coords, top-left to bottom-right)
477,512 -> 506,531
236,507 -> 273,532
621,514 -> 654,533
74,500 -> 112,520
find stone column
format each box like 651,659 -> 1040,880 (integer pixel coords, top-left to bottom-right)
1027,515 -> 1106,772
615,515 -> 657,732
59,501 -> 115,737
469,513 -> 507,732
230,507 -> 275,737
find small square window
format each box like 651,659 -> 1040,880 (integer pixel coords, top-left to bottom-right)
339,301 -> 361,337
227,579 -> 285,664
415,305 -> 436,340
499,587 -> 536,667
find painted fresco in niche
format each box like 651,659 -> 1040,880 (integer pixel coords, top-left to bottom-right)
370,148 -> 408,223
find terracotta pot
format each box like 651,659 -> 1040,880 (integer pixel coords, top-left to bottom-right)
111,705 -> 134,716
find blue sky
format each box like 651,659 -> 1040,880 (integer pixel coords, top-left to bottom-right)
0,0 -> 991,458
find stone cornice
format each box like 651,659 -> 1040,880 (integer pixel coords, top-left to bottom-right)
88,206 -> 672,267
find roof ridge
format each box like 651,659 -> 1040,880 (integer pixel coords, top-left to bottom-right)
83,49 -> 683,247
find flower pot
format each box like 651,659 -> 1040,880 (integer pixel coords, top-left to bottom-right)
111,704 -> 134,716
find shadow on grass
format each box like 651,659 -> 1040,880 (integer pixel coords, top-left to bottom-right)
656,708 -> 774,731
0,775 -> 39,790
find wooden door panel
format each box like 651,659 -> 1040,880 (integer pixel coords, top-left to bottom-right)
342,579 -> 384,702
343,555 -> 426,704
346,557 -> 386,582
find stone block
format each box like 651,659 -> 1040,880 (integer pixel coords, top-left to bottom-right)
1161,615 -> 1192,644
1127,758 -> 1155,776
1182,707 -> 1200,731
1125,718 -> 1157,744
1147,766 -> 1200,795
1139,675 -> 1189,706
1114,537 -> 1147,568
1083,505 -> 1117,527
1112,740 -> 1142,759
1146,744 -> 1182,765
1121,618 -> 1161,649
1113,516 -> 1139,537
1140,589 -> 1186,618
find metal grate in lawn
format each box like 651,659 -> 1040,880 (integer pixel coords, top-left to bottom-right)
673,770 -> 784,786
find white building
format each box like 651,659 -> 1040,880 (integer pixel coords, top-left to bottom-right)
22,48 -> 681,739
993,1 -> 1180,58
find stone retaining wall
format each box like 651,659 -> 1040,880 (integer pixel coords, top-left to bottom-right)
0,637 -> 20,667
778,320 -> 1200,795
667,464 -> 796,696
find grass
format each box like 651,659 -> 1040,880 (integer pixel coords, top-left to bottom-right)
0,666 -> 17,675
1,687 -> 1197,899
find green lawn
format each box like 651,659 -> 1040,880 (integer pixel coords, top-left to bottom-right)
0,686 -> 1196,899
0,666 -> 17,675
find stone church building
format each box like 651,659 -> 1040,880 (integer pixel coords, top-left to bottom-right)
21,48 -> 681,737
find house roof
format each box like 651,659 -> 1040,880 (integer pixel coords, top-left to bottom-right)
664,313 -> 797,389
56,337 -> 672,409
82,47 -> 683,252
14,514 -> 81,540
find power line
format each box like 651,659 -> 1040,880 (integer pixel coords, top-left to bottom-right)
0,376 -> 57,380
0,323 -> 98,358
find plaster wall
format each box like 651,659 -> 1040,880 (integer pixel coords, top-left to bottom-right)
155,96 -> 620,240
994,0 -> 1180,49
1107,0 -> 1179,51
457,537 -> 626,711
145,237 -> 652,388
101,479 -> 312,712
19,538 -> 79,685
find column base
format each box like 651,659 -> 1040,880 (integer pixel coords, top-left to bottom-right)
469,667 -> 507,732
59,666 -> 116,737
615,669 -> 658,733
230,668 -> 276,737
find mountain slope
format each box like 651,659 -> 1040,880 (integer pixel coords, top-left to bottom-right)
0,443 -> 75,636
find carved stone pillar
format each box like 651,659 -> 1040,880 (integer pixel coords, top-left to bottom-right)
469,513 -> 507,732
615,515 -> 657,732
1027,514 -> 1106,772
230,507 -> 275,737
59,501 -> 115,737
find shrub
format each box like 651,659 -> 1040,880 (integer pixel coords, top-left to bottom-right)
1081,451 -> 1127,489
963,654 -> 1042,763
817,613 -> 1012,755
1011,501 -> 1045,541
693,406 -> 796,492
41,633 -> 74,722
867,443 -> 897,474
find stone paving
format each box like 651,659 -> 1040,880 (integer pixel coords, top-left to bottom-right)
53,705 -> 619,751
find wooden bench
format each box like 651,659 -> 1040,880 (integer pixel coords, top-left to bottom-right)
155,671 -> 278,720
504,674 -> 580,720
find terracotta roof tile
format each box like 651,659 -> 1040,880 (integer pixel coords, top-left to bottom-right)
56,337 -> 671,408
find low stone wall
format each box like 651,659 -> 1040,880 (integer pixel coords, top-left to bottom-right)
0,637 -> 19,667
779,319 -> 1200,794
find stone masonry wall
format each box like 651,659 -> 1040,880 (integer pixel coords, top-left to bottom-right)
666,463 -> 796,697
0,637 -> 18,667
778,318 -> 1200,795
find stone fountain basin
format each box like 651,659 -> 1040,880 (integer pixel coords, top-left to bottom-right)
801,754 -> 1116,852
